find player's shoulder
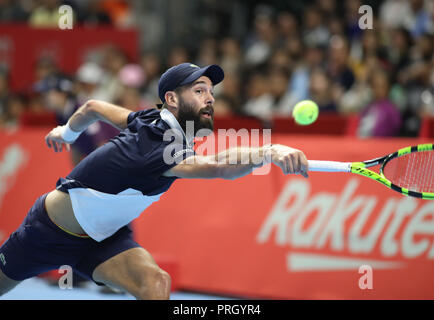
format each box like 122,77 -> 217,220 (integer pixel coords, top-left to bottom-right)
127,108 -> 161,125
127,108 -> 169,136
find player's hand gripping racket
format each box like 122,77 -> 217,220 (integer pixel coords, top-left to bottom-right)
307,144 -> 433,200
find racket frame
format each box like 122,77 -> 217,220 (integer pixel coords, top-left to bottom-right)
350,144 -> 433,200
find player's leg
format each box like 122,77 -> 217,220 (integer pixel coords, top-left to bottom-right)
91,247 -> 171,300
0,269 -> 21,296
0,192 -> 86,297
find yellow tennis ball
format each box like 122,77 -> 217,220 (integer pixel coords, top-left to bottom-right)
292,100 -> 319,125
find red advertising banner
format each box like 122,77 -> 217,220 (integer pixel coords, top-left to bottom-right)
0,128 -> 72,243
133,135 -> 434,299
0,128 -> 433,299
0,24 -> 138,92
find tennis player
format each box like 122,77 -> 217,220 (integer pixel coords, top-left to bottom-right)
0,63 -> 308,299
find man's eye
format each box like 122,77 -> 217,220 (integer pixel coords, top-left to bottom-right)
196,89 -> 203,94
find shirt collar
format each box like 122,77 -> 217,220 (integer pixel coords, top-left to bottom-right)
159,108 -> 194,148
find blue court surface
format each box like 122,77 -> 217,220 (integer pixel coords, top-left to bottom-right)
1,277 -> 236,300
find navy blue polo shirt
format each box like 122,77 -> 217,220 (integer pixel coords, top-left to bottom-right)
55,108 -> 195,241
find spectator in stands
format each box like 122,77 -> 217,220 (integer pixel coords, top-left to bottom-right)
268,67 -> 298,116
216,72 -> 244,116
34,56 -> 58,87
268,49 -> 293,73
358,69 -> 402,137
397,32 -> 433,135
99,46 -> 127,102
167,46 -> 190,67
1,0 -> 430,138
117,63 -> 147,111
285,33 -> 304,62
27,93 -> 46,115
76,0 -> 112,26
0,0 -> 29,22
309,67 -> 338,113
34,74 -> 76,123
326,35 -> 356,105
219,37 -> 243,75
36,72 -> 118,164
380,0 -> 413,30
242,70 -> 273,122
350,30 -> 382,75
316,0 -> 339,19
344,0 -> 364,40
99,0 -> 133,27
75,62 -> 105,103
213,96 -> 233,117
388,28 -> 413,82
0,71 -> 9,119
28,0 -> 61,28
275,11 -> 298,47
244,5 -> 277,67
315,0 -> 344,37
140,52 -> 162,107
381,0 -> 433,37
287,42 -> 325,105
196,38 -> 219,67
301,6 -> 330,48
338,54 -> 376,115
0,94 -> 26,129
407,0 -> 433,38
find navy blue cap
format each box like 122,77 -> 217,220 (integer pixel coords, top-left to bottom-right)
158,63 -> 224,103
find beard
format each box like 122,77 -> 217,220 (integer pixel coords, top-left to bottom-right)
177,96 -> 214,137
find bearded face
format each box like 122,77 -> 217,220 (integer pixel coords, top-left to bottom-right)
176,94 -> 214,137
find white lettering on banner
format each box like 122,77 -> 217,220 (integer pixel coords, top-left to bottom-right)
257,178 -> 434,271
0,144 -> 28,208
288,253 -> 403,271
349,198 -> 391,254
402,201 -> 434,258
315,179 -> 367,251
256,180 -> 308,246
291,193 -> 335,247
381,198 -> 414,257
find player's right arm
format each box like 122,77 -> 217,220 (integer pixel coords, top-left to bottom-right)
164,144 -> 309,179
45,100 -> 131,152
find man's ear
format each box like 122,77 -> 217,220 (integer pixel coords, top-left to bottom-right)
164,91 -> 179,109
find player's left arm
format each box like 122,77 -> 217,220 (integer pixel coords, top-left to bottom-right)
45,99 -> 132,152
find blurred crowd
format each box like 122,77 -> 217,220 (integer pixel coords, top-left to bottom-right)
0,0 -> 433,139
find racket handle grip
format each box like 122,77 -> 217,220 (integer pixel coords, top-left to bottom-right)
308,160 -> 351,172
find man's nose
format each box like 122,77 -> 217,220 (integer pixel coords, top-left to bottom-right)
205,91 -> 215,105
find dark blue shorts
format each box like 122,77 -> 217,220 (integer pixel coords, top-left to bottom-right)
0,193 -> 140,283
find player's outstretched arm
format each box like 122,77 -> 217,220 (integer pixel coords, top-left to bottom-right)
45,100 -> 131,152
164,144 -> 309,179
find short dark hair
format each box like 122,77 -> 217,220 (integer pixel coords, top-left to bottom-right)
160,84 -> 191,109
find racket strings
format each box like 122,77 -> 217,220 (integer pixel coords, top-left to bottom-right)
383,151 -> 434,193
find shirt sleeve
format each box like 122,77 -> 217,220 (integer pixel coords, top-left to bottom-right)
127,110 -> 147,125
127,109 -> 165,133
141,138 -> 195,179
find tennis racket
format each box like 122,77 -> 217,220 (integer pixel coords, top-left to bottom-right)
307,143 -> 434,200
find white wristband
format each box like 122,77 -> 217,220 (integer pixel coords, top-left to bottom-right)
61,122 -> 82,143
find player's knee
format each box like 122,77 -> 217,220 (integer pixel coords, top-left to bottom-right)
0,284 -> 12,296
138,267 -> 171,300
0,273 -> 19,297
